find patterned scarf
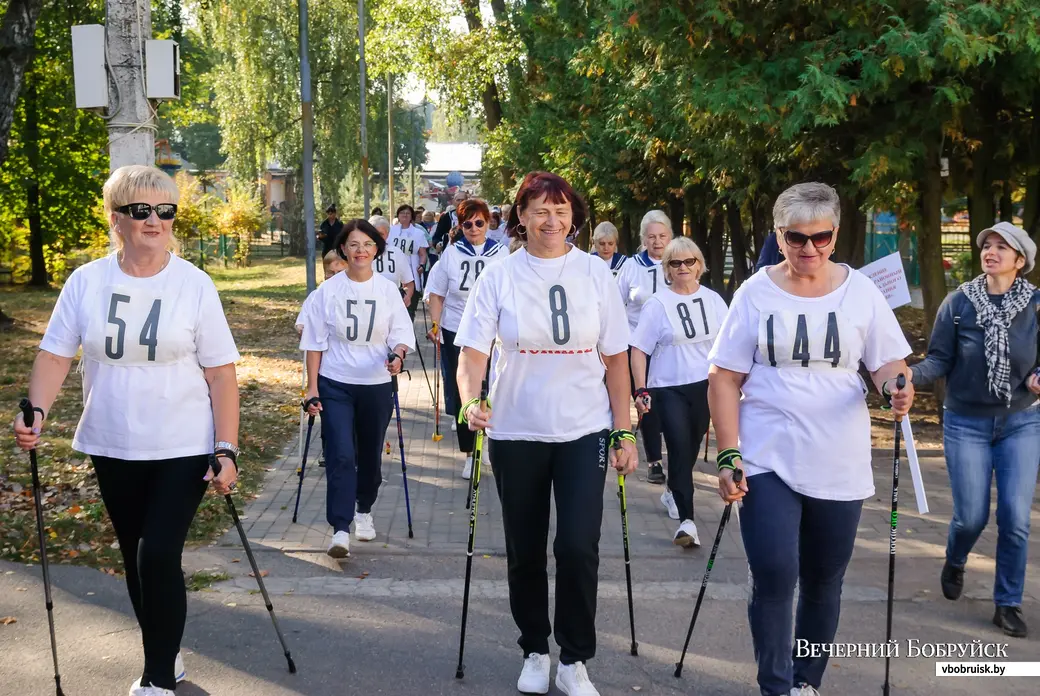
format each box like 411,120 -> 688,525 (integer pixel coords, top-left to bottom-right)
960,274 -> 1036,405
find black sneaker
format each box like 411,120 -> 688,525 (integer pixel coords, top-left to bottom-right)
318,455 -> 326,468
940,560 -> 964,600
647,462 -> 665,485
993,606 -> 1028,638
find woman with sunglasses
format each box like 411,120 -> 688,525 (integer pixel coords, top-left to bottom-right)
13,165 -> 240,696
707,182 -> 914,696
614,210 -> 673,485
300,220 -> 415,557
455,172 -> 636,696
424,198 -> 509,479
629,237 -> 728,548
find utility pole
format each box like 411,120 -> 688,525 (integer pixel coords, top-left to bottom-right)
299,0 -> 316,292
387,73 -> 394,215
106,0 -> 156,171
358,0 -> 370,217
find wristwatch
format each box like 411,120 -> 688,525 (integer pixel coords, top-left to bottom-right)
215,441 -> 240,457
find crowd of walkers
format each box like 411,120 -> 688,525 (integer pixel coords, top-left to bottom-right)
12,165 -> 1039,696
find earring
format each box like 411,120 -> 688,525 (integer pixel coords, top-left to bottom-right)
515,223 -> 527,237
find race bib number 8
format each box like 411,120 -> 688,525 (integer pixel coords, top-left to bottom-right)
758,310 -> 852,370
515,280 -> 598,352
666,297 -> 718,346
93,288 -> 169,366
334,298 -> 382,346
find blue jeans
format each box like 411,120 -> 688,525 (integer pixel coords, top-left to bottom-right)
740,472 -> 863,696
317,375 -> 393,533
943,404 -> 1040,607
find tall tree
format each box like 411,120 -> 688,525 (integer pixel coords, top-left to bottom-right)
0,0 -> 44,166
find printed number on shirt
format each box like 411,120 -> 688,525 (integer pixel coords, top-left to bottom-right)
667,297 -> 717,345
515,279 -> 598,352
374,253 -> 395,274
96,289 -> 167,365
335,298 -> 379,345
395,237 -> 415,256
648,266 -> 671,293
758,310 -> 851,370
459,259 -> 485,292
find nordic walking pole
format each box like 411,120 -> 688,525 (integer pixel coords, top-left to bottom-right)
210,457 -> 297,674
617,470 -> 639,656
433,337 -> 444,442
883,373 -> 906,696
18,399 -> 65,696
292,397 -> 320,524
703,420 -> 711,463
388,354 -> 414,538
455,379 -> 488,680
674,468 -> 744,678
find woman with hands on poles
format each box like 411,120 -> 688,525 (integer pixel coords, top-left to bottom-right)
13,165 -> 241,696
707,183 -> 914,696
909,222 -> 1040,638
629,237 -> 728,548
454,172 -> 636,696
424,197 -> 509,480
615,211 -> 673,484
299,219 -> 415,558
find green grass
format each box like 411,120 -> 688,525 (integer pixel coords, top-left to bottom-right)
185,569 -> 232,592
0,258 -> 311,571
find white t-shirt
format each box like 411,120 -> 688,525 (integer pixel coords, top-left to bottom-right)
630,286 -> 729,388
39,253 -> 240,460
454,246 -> 630,442
388,224 -> 429,289
299,271 -> 416,385
707,267 -> 912,501
615,251 -> 668,331
486,226 -> 507,244
374,246 -> 414,292
423,238 -> 510,334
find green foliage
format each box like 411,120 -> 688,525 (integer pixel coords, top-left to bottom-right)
213,180 -> 269,266
172,171 -> 218,243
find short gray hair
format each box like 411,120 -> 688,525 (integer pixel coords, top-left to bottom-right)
368,215 -> 391,232
639,210 -> 673,245
773,182 -> 841,230
592,221 -> 619,244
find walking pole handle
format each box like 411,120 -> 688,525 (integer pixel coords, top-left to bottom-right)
302,396 -> 320,410
19,397 -> 38,428
387,352 -> 403,393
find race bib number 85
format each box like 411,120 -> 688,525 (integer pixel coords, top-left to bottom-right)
757,310 -> 852,370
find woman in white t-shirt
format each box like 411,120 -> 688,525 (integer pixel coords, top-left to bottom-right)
455,172 -> 636,696
424,198 -> 509,479
300,220 -> 416,558
388,204 -> 430,319
614,211 -> 673,484
630,237 -> 728,548
707,182 -> 914,696
368,214 -> 416,307
12,166 -> 240,696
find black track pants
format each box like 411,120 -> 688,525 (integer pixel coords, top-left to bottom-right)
653,380 -> 710,521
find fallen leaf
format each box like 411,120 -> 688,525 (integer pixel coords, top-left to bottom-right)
248,570 -> 269,578
86,592 -> 95,596
226,602 -> 237,607
231,558 -> 241,563
632,687 -> 642,692
0,617 -> 16,625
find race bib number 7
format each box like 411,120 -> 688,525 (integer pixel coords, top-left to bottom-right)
758,310 -> 852,370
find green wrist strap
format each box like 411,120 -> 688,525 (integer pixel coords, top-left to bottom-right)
458,396 -> 492,424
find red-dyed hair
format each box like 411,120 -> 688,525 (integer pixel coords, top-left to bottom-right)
506,171 -> 587,239
455,198 -> 491,224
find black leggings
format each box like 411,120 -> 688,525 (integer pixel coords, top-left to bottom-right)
440,328 -> 474,453
489,430 -> 609,664
628,347 -> 663,462
93,454 -> 210,691
653,380 -> 711,522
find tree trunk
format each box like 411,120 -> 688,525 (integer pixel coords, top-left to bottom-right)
707,207 -> 726,293
461,0 -> 503,131
837,191 -> 866,267
750,194 -> 769,261
685,186 -> 709,253
999,180 -> 1014,222
25,74 -> 46,286
0,0 -> 44,167
919,135 -> 948,339
621,212 -> 634,255
726,200 -> 749,290
668,190 -> 684,236
968,143 -> 995,277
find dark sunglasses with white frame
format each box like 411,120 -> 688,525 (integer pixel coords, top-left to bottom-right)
116,203 -> 178,221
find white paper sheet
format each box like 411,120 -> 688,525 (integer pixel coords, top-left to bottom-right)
860,252 -> 912,309
901,418 -> 929,514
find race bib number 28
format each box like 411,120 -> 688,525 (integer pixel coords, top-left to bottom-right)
758,310 -> 852,370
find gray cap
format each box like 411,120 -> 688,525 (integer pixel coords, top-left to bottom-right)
977,221 -> 1035,274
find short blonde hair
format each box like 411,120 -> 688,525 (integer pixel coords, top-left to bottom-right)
661,237 -> 706,283
422,210 -> 435,223
592,221 -> 619,245
639,210 -> 673,245
368,215 -> 391,233
323,249 -> 344,267
103,165 -> 181,251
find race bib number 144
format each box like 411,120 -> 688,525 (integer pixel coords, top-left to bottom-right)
758,310 -> 852,370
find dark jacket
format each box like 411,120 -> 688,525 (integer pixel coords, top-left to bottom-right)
911,287 -> 1040,417
432,211 -> 455,258
755,232 -> 781,272
319,219 -> 344,256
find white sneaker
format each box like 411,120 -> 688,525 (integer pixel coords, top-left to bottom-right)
792,686 -> 821,696
129,683 -> 175,696
516,653 -> 551,694
555,662 -> 600,696
660,490 -> 679,520
327,530 -> 351,558
354,512 -> 377,541
451,421 -> 457,432
174,651 -> 186,682
461,455 -> 473,480
673,520 -> 701,548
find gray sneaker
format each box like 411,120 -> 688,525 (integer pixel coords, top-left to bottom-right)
646,462 -> 665,485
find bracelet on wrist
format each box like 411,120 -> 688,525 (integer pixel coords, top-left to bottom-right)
633,388 -> 650,401
609,429 -> 636,449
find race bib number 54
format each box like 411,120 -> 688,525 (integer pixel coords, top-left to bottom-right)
90,288 -> 168,366
757,310 -> 852,370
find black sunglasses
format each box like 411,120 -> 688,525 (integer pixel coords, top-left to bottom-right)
116,203 -> 178,220
461,219 -> 486,230
783,229 -> 834,249
667,258 -> 699,269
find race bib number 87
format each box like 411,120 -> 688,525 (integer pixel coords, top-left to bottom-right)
757,310 -> 852,370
